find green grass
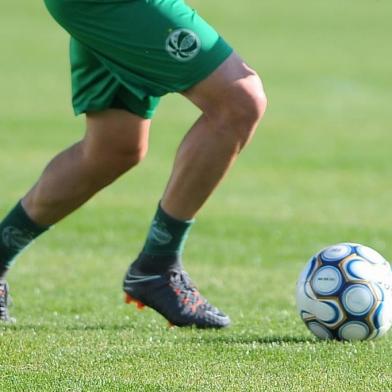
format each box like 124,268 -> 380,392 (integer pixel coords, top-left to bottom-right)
1,0 -> 392,390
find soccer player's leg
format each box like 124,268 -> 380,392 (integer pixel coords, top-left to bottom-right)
0,109 -> 151,321
0,23 -> 158,323
23,110 -> 151,225
163,52 -> 267,219
121,8 -> 266,327
123,54 -> 266,328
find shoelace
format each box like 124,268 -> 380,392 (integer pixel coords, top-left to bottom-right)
169,271 -> 208,313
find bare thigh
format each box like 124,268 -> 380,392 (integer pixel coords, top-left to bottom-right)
183,52 -> 266,120
84,109 -> 151,162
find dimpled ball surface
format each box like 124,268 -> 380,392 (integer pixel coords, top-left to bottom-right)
297,243 -> 392,341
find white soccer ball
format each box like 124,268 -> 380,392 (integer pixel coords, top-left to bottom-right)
296,243 -> 392,340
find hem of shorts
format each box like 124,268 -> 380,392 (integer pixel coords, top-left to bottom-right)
73,105 -> 155,120
178,42 -> 234,93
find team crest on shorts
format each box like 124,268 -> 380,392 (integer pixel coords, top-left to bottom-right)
166,29 -> 201,62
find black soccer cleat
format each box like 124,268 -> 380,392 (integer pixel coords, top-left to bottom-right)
0,281 -> 15,323
123,265 -> 230,328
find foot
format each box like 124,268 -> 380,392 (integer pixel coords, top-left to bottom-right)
123,263 -> 230,328
0,281 -> 15,323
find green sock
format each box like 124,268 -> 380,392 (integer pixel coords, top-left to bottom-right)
142,204 -> 194,257
0,201 -> 50,278
134,204 -> 194,274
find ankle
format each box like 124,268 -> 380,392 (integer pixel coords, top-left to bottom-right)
142,203 -> 194,256
132,253 -> 182,274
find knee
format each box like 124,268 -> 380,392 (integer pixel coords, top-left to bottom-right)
114,145 -> 148,172
81,138 -> 148,180
114,143 -> 148,170
226,72 -> 267,129
98,143 -> 147,172
207,72 -> 267,148
246,74 -> 268,124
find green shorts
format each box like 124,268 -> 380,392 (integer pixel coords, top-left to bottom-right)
44,0 -> 233,119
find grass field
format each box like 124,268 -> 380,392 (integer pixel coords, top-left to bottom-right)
1,0 -> 392,390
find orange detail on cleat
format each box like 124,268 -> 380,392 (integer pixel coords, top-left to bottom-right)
136,301 -> 145,310
125,293 -> 133,304
168,322 -> 175,328
125,293 -> 145,310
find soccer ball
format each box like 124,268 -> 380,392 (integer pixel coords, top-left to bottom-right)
296,243 -> 392,341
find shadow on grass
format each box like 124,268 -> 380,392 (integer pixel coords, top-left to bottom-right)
2,324 -> 317,345
187,334 -> 316,345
